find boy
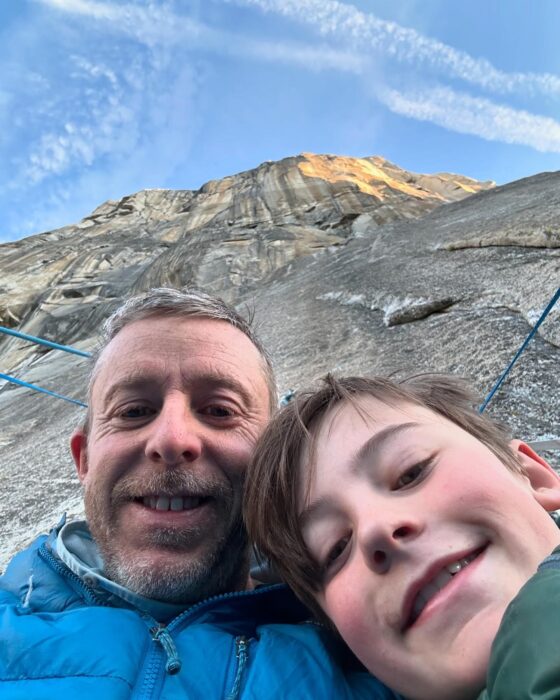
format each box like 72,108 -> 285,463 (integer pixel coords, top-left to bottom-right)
244,375 -> 560,700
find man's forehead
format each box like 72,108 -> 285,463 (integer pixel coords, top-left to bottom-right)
99,316 -> 259,362
108,315 -> 245,346
91,315 -> 265,397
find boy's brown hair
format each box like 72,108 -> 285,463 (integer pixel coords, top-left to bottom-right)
244,374 -> 522,618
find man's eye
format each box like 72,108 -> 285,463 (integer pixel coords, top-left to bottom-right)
201,405 -> 235,418
395,457 -> 433,489
120,406 -> 154,419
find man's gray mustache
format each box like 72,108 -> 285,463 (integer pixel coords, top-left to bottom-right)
110,470 -> 233,505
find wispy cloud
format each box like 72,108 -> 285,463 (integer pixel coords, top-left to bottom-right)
224,36 -> 366,74
13,0 -> 366,200
0,0 -> 203,240
37,0 -> 121,21
19,54 -> 134,186
379,86 -> 560,153
222,0 -> 560,156
8,60 -> 199,239
37,0 -> 365,75
35,0 -> 183,44
231,0 -> 560,99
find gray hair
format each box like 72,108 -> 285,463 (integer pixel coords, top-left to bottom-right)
85,287 -> 277,426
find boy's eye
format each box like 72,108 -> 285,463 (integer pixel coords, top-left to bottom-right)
322,536 -> 350,575
394,457 -> 433,490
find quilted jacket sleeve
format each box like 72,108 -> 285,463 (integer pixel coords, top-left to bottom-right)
478,547 -> 560,700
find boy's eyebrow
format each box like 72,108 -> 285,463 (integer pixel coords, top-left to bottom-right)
300,422 -> 420,530
350,422 -> 420,475
299,497 -> 340,530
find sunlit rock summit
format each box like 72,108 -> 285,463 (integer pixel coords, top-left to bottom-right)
1,152 -> 558,568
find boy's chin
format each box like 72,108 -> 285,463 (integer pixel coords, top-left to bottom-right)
367,620 -> 496,700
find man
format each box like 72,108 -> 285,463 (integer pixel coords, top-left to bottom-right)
0,288 -> 396,699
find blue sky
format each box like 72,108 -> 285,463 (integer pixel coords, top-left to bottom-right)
1,0 -> 560,242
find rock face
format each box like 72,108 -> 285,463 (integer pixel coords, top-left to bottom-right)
1,151 -> 558,569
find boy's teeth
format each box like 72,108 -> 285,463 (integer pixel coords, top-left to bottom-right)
445,552 -> 477,575
411,552 -> 479,623
446,561 -> 463,574
142,496 -> 202,511
412,570 -> 453,620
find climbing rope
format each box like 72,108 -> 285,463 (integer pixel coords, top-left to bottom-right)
0,372 -> 87,408
0,324 -> 90,407
0,326 -> 91,358
479,287 -> 560,413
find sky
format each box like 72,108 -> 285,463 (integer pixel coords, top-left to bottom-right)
1,0 -> 560,242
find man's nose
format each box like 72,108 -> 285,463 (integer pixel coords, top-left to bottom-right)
145,398 -> 203,466
358,510 -> 423,575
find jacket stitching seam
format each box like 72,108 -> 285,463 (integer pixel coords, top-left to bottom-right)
0,674 -> 133,687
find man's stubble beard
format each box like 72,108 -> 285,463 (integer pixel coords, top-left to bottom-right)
84,469 -> 250,604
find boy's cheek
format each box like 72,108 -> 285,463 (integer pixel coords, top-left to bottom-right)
322,582 -> 381,658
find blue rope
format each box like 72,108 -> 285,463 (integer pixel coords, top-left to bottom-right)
279,389 -> 295,406
479,287 -> 560,413
0,325 -> 91,358
0,372 -> 87,408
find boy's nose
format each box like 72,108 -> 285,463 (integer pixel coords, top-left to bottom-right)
360,515 -> 423,574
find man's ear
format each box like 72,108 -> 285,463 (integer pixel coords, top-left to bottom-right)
70,429 -> 88,484
511,440 -> 560,511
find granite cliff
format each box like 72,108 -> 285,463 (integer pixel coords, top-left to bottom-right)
1,152 -> 558,568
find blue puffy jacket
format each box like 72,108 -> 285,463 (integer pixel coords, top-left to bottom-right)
0,527 -> 398,699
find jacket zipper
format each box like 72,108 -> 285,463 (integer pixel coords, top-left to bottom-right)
38,543 -> 109,606
150,625 -> 182,674
225,636 -> 249,700
41,542 -> 286,697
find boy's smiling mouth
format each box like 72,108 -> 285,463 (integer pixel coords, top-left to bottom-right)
402,545 -> 487,630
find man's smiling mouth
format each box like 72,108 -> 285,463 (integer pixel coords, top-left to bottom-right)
403,546 -> 486,629
135,496 -> 210,512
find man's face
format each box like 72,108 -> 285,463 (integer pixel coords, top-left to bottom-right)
71,316 -> 271,603
300,397 -> 560,700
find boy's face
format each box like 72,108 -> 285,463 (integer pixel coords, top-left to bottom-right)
299,397 -> 560,700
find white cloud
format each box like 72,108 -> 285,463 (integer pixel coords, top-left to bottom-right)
37,0 -> 365,75
379,85 -> 560,153
219,0 -> 560,155
0,1 -> 204,240
36,0 -> 120,21
34,0 -> 198,48
70,56 -> 118,86
230,0 -> 560,99
37,0 -> 119,20
25,125 -> 98,184
222,35 -> 365,74
16,53 -> 135,186
4,55 -> 200,240
14,0 -> 367,196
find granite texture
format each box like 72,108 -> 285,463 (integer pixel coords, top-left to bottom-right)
1,152 -> 558,569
